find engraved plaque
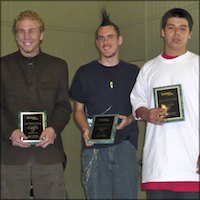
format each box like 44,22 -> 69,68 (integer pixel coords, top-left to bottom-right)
154,84 -> 184,122
88,114 -> 118,144
19,111 -> 47,144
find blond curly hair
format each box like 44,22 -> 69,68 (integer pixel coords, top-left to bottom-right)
12,10 -> 45,34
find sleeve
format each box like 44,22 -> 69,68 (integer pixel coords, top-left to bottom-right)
130,64 -> 150,118
1,59 -> 18,141
69,67 -> 87,104
1,86 -> 16,140
49,61 -> 72,134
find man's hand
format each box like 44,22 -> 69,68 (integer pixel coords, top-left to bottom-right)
148,108 -> 167,125
117,114 -> 134,130
83,128 -> 93,147
136,107 -> 167,125
36,127 -> 56,148
10,129 -> 31,148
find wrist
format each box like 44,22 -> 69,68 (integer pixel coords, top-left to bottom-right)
136,107 -> 149,121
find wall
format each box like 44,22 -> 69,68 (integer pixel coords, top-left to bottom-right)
103,1 -> 199,61
1,1 -> 199,199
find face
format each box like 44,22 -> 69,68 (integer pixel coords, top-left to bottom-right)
96,25 -> 123,59
161,17 -> 192,55
15,18 -> 44,57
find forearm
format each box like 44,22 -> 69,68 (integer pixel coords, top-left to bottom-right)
136,107 -> 149,121
50,105 -> 72,134
50,62 -> 72,134
74,110 -> 89,133
125,114 -> 135,126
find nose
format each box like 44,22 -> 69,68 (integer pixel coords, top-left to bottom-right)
24,31 -> 31,39
174,27 -> 180,35
103,38 -> 108,43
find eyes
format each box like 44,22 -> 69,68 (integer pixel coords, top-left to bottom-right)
166,25 -> 189,32
16,28 -> 39,36
96,34 -> 116,42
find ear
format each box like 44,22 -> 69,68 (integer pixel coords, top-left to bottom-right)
40,31 -> 44,41
161,29 -> 165,37
95,39 -> 99,47
188,31 -> 192,39
119,36 -> 123,45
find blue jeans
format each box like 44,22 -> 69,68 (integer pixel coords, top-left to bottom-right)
82,140 -> 138,199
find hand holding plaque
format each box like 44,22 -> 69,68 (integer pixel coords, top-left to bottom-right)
153,84 -> 184,122
19,111 -> 47,145
88,114 -> 119,144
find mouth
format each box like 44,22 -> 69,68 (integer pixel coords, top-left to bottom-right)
102,45 -> 111,51
23,42 -> 32,47
172,38 -> 181,43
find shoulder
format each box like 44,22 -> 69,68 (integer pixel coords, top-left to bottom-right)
119,60 -> 140,74
120,60 -> 139,68
1,52 -> 20,71
1,51 -> 18,62
145,54 -> 161,65
40,52 -> 68,66
39,52 -> 69,74
75,60 -> 98,74
186,52 -> 199,73
186,51 -> 199,60
139,55 -> 161,72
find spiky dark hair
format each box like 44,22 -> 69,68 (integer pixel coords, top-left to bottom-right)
100,7 -> 111,26
95,8 -> 120,39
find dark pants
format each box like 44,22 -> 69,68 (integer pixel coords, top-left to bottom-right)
1,156 -> 67,199
146,190 -> 200,200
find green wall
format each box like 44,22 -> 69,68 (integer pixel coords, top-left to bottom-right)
1,1 -> 199,199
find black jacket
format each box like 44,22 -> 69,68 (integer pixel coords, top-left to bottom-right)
1,51 -> 72,165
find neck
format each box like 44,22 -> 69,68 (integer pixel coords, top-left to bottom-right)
164,47 -> 186,57
20,49 -> 40,58
98,57 -> 120,67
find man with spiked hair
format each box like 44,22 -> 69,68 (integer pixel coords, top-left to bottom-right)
70,8 -> 139,199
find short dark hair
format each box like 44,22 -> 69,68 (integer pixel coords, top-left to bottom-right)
95,8 -> 120,39
161,8 -> 193,31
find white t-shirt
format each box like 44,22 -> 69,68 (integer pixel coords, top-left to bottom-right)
130,51 -> 199,184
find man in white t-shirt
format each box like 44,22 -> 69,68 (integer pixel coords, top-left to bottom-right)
130,8 -> 199,199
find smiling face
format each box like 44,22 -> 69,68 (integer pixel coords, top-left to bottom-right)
162,17 -> 192,56
96,25 -> 123,60
15,18 -> 44,57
